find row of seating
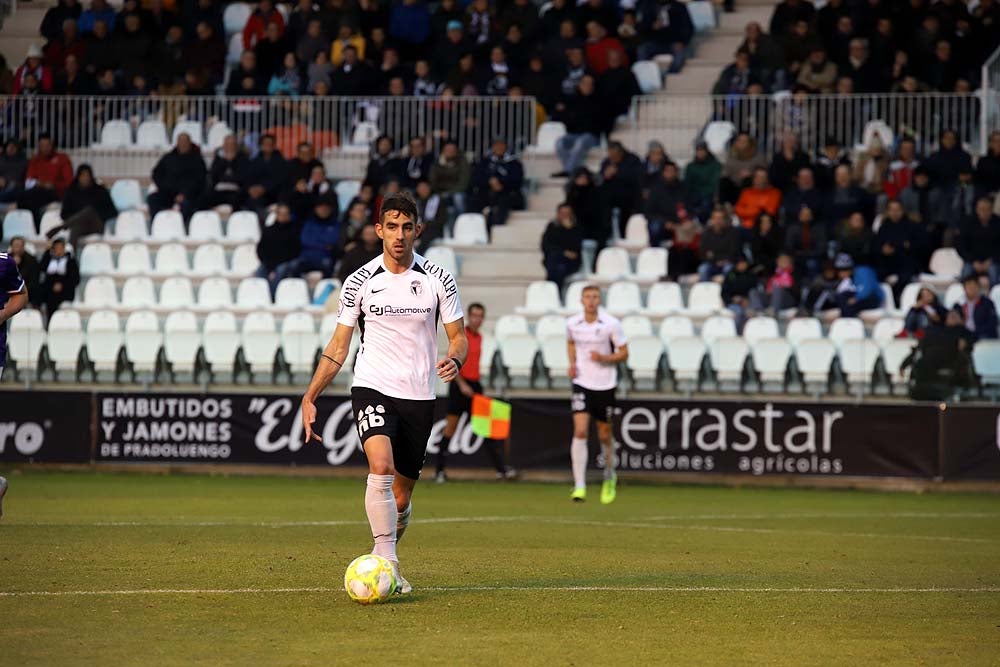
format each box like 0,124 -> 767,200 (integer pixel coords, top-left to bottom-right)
78,242 -> 258,277
93,120 -> 232,152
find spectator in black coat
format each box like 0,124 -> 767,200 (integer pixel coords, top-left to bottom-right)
784,205 -> 827,279
722,255 -> 761,330
637,0 -> 693,70
114,14 -> 152,81
828,164 -> 873,229
541,203 -> 583,289
0,139 -> 28,206
41,0 -> 82,44
905,287 -> 948,338
200,135 -> 249,211
8,237 -> 41,305
698,207 -> 740,281
55,164 -> 117,247
769,132 -> 812,194
244,134 -> 286,212
836,211 -> 873,266
148,134 -> 207,222
751,212 -> 783,275
395,136 -> 434,191
598,141 -> 643,237
552,75 -> 603,177
875,200 -> 925,298
641,141 -> 669,191
596,49 -> 641,131
839,38 -> 885,93
284,164 -> 336,222
225,50 -> 267,96
924,129 -> 974,192
365,136 -> 396,192
958,197 -> 1000,286
645,162 -> 687,246
37,238 -> 80,315
337,223 -> 381,283
781,167 -> 827,227
974,131 -> 1000,200
566,167 -> 604,244
468,137 -> 524,230
255,204 -> 301,293
331,45 -> 375,95
285,142 -> 323,194
955,273 -> 999,341
184,21 -> 227,86
83,20 -> 116,76
769,0 -> 815,39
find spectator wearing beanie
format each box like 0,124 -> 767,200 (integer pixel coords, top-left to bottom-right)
296,193 -> 342,277
14,44 -> 53,94
833,252 -> 882,317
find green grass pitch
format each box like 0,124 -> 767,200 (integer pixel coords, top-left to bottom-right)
1,471 -> 998,665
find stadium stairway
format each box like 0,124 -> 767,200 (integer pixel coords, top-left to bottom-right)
0,2 -> 54,69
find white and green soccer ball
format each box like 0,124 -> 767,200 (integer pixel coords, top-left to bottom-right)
344,554 -> 398,604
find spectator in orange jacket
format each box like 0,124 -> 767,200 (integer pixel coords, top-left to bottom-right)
18,133 -> 73,225
243,0 -> 285,50
734,167 -> 782,228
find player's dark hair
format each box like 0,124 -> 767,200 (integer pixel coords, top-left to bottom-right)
378,191 -> 419,225
468,302 -> 486,314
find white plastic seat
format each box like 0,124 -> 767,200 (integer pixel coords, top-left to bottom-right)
973,340 -> 1000,388
223,2 -> 251,34
494,314 -> 530,341
621,314 -> 653,338
751,337 -> 792,388
634,247 -> 668,281
320,313 -> 340,343
943,282 -> 965,309
206,123 -> 233,152
274,277 -> 310,310
625,335 -> 663,386
631,60 -> 662,93
666,336 -> 705,385
702,121 -> 736,161
160,276 -> 195,308
192,243 -> 227,275
838,338 -> 881,388
110,179 -> 143,211
560,281 -> 589,315
121,276 -> 156,308
859,120 -> 894,153
236,277 -> 272,308
151,210 -> 185,240
82,275 -> 118,307
153,243 -> 189,275
516,280 -> 561,315
479,333 -> 497,382
188,210 -> 223,241
78,242 -> 114,275
539,334 -> 570,382
311,278 -> 340,306
123,310 -> 162,374
202,311 -> 240,376
335,180 -> 361,207
241,311 -> 280,378
642,282 -> 683,316
86,310 -> 123,376
2,209 -> 34,240
96,120 -> 133,149
785,317 -> 823,347
162,311 -> 201,376
499,332 -> 538,386
594,247 -> 631,282
526,121 -> 566,154
46,310 -> 85,377
881,338 -> 916,392
687,0 -> 717,31
795,338 -> 836,388
424,246 -> 458,276
447,213 -> 488,245
921,247 -> 963,284
605,281 -> 642,317
226,32 -> 243,65
197,276 -> 234,308
896,282 -> 928,316
281,312 -> 319,374
135,120 -> 170,149
828,317 -> 866,348
229,243 -> 260,276
659,315 -> 695,344
618,214 -> 650,250
683,282 -> 724,316
38,210 -> 64,239
113,210 -> 148,240
701,315 -> 738,345
348,121 -> 379,149
992,285 -> 1000,315
709,336 -> 749,387
172,121 -> 205,147
7,308 -> 46,373
534,314 -> 567,342
226,211 -> 261,242
872,317 -> 904,344
116,242 -> 152,275
742,316 -> 779,345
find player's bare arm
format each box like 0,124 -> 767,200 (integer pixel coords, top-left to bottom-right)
590,344 -> 629,364
437,318 -> 468,382
301,322 -> 355,442
0,285 -> 28,326
567,339 -> 577,378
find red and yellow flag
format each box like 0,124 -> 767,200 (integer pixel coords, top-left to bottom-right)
470,394 -> 512,440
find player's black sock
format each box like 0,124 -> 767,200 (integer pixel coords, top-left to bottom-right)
437,433 -> 452,473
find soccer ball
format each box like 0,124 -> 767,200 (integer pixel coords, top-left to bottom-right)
344,554 -> 398,604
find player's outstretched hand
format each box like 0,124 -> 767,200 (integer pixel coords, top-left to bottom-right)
437,357 -> 459,382
301,399 -> 322,443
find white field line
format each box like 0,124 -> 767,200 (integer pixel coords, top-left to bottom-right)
1,586 -> 998,598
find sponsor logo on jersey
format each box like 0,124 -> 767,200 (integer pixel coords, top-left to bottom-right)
410,280 -> 422,296
368,304 -> 433,316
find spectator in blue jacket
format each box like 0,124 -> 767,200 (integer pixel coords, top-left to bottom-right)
297,194 -> 341,277
77,0 -> 116,36
389,0 -> 431,61
637,0 -> 693,71
833,253 -> 882,317
955,273 -> 999,341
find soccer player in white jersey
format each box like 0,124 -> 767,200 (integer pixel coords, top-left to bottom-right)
300,192 -> 467,594
566,285 -> 628,504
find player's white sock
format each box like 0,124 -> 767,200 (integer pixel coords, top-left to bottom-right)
396,502 -> 412,542
602,441 -> 616,480
365,474 -> 397,562
571,437 -> 588,490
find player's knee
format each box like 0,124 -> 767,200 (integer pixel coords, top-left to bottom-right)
573,428 -> 588,440
369,460 -> 395,476
395,495 -> 411,514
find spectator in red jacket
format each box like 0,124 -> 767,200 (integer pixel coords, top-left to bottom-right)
884,137 -> 920,201
583,20 -> 627,75
17,134 -> 74,225
243,0 -> 286,50
13,45 -> 54,94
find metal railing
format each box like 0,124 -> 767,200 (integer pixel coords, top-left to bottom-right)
0,95 -> 537,179
982,44 -> 1000,145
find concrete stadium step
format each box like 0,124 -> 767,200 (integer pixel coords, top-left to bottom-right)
0,6 -> 50,67
695,35 -> 745,63
458,279 -> 533,316
661,63 -> 726,94
718,4 -> 772,32
456,247 -> 543,280
492,215 -> 549,248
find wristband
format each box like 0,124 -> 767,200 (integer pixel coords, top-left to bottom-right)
450,357 -> 463,371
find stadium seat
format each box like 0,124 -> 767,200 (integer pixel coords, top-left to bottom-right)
116,242 -> 153,275
206,123 -> 233,152
872,317 -> 904,344
236,277 -> 272,308
95,120 -> 133,149
880,338 -> 916,394
742,316 -> 779,345
320,313 -> 340,343
828,318 -> 866,348
159,276 -> 194,308
534,314 -> 566,342
626,335 -> 663,390
335,180 -> 361,208
516,280 -> 561,315
197,276 -> 234,308
750,338 -> 792,391
594,247 -> 631,282
135,120 -> 170,149
860,283 -> 896,324
642,282 -> 683,316
347,122 -> 379,150
785,318 -> 823,347
229,244 -> 260,277
241,311 -> 280,382
618,214 -> 650,250
838,339 -> 881,391
701,315 -> 737,345
499,333 -> 538,387
151,210 -> 185,240
86,310 -> 123,380
621,314 -> 653,338
539,334 -> 570,387
311,278 -> 340,306
280,312 -> 319,378
154,244 -> 190,275
896,282 -> 927,317
113,210 -> 149,241
226,211 -> 261,242
605,281 -> 642,317
631,60 -> 662,93
992,285 -> 1000,315
424,245 -> 458,276
859,120 -> 894,153
709,336 -> 749,390
172,121 -> 205,147
494,314 -> 530,341
447,213 -> 488,245
162,311 -> 200,379
526,121 -> 566,154
795,338 -> 836,392
200,312 -> 240,381
943,282 -> 965,309
121,276 -> 157,308
192,243 -> 227,276
479,334 -> 498,386
560,281 -> 589,315
45,310 -> 85,380
82,275 -> 118,307
973,340 -> 1000,393
3,210 -> 34,241
38,210 -> 64,239
921,248 -> 964,288
665,336 -> 705,390
702,121 -> 736,162
7,308 -> 45,377
683,282 -> 724,316
633,247 -> 668,283
226,32 -> 243,65
223,2 -> 251,35
110,179 -> 144,211
659,315 -> 695,345
274,277 -> 310,310
123,310 -> 162,378
188,210 -> 224,241
688,0 -> 717,31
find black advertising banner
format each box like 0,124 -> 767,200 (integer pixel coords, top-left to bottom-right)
940,406 -> 1000,480
0,391 -> 92,463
